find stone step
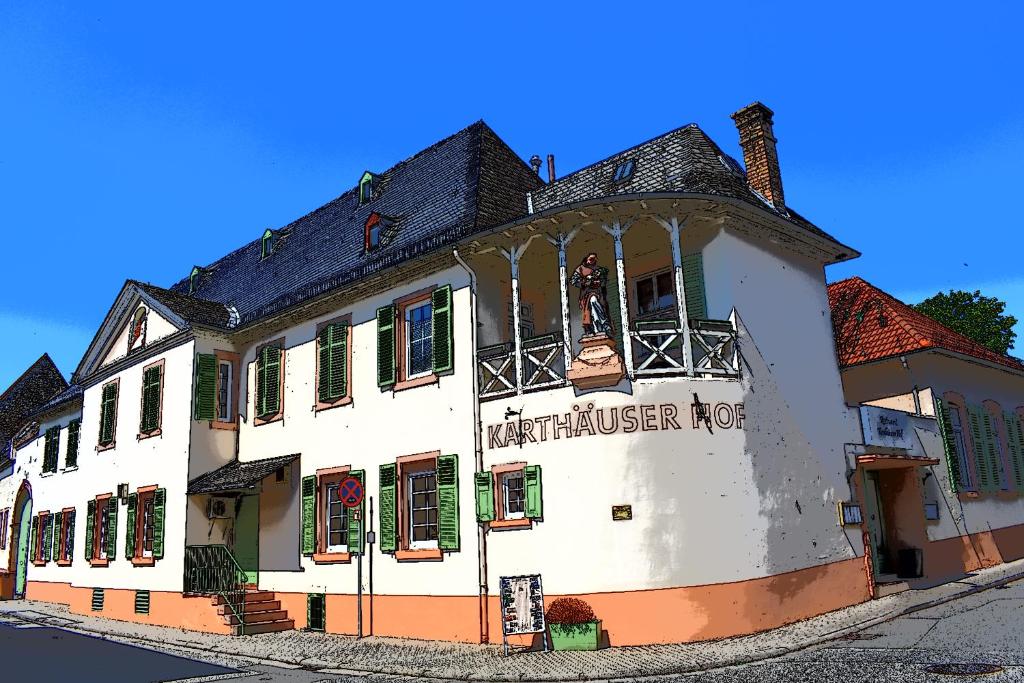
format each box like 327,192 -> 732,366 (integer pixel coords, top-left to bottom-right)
211,591 -> 275,605
223,609 -> 289,625
876,580 -> 910,597
231,618 -> 294,635
218,599 -> 281,615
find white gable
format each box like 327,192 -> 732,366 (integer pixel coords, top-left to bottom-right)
100,303 -> 179,368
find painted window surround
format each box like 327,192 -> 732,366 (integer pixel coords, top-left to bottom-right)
97,378 -> 120,452
313,465 -> 352,564
394,287 -> 439,392
489,462 -> 532,529
254,339 -> 286,426
90,493 -> 112,567
211,350 -> 241,431
314,315 -> 354,412
131,485 -> 158,566
138,358 -> 165,440
56,506 -> 75,566
395,450 -> 443,561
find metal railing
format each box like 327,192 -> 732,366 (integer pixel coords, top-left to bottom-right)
184,544 -> 248,634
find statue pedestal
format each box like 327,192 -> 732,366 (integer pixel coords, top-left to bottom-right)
566,333 -> 625,390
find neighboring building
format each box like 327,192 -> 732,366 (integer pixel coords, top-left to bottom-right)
828,276 -> 1024,591
0,354 -> 68,599
8,104 -> 954,647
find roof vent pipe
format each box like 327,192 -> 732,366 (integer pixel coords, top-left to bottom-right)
546,154 -> 556,184
529,155 -> 542,176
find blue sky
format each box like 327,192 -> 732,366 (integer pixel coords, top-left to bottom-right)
2,2 -> 1022,389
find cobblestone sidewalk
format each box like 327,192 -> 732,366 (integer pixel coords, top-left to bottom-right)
3,558 -> 1023,681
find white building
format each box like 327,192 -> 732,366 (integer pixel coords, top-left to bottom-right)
6,104 -> 1017,646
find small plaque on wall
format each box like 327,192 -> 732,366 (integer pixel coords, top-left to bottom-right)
838,502 -> 863,526
612,505 -> 632,521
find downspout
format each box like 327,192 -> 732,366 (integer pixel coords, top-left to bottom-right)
453,247 -> 489,644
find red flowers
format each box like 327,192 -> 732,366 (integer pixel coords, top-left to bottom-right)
545,597 -> 596,625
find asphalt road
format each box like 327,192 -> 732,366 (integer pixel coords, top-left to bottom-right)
2,579 -> 1022,682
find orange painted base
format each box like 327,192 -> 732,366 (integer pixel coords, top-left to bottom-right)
925,521 -> 1024,578
24,582 -> 231,634
0,571 -> 13,600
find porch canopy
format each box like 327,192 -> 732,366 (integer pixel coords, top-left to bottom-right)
857,452 -> 939,470
187,454 -> 299,494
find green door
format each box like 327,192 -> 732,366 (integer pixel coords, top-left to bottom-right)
234,495 -> 259,585
862,471 -> 891,577
14,496 -> 33,598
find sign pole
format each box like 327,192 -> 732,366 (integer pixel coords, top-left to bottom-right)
340,475 -> 366,640
357,542 -> 363,638
368,495 -> 374,637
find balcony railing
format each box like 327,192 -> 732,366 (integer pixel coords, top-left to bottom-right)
184,544 -> 248,634
478,317 -> 739,398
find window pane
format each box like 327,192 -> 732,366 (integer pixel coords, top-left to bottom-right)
655,272 -> 676,310
636,278 -> 655,314
217,363 -> 230,420
407,303 -> 433,377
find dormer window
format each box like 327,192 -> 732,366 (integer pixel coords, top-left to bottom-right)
359,171 -> 375,205
189,266 -> 202,295
612,159 -> 635,183
365,213 -> 381,251
261,229 -> 274,260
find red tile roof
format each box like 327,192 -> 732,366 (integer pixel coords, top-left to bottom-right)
826,277 -> 1024,372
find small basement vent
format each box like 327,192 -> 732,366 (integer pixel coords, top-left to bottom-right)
135,590 -> 150,614
307,593 -> 326,632
91,588 -> 105,611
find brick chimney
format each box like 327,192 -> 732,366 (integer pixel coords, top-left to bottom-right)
731,102 -> 784,209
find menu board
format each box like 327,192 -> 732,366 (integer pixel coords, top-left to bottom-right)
499,574 -> 545,636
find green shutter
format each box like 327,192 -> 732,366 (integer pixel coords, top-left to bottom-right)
66,510 -> 75,563
141,365 -> 162,433
125,493 -> 138,559
981,410 -> 1004,491
437,454 -> 460,552
376,305 -> 397,387
152,489 -> 165,559
1004,412 -> 1024,491
319,324 -> 349,402
30,516 -> 38,561
432,285 -> 454,374
106,498 -> 118,560
968,405 -> 992,491
258,345 -> 281,417
682,252 -> 707,321
43,427 -> 57,473
475,472 -> 495,522
524,465 -> 543,519
378,463 -> 397,552
51,512 -> 62,561
194,354 -> 217,420
307,593 -> 325,631
347,470 -> 365,553
66,419 -> 80,468
85,500 -> 95,560
45,515 -> 54,561
934,398 -> 962,493
100,383 -> 117,446
301,475 -> 316,556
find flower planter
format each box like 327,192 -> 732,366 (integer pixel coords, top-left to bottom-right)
548,620 -> 601,651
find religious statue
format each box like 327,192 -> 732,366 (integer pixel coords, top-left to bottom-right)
570,253 -> 614,337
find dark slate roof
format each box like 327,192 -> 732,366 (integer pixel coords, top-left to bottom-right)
0,354 -> 67,447
133,281 -> 233,328
187,454 -> 300,494
30,384 -> 83,419
169,121 -> 542,327
530,123 -> 845,248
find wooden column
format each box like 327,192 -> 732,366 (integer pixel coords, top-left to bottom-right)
601,220 -> 634,379
655,215 -> 694,375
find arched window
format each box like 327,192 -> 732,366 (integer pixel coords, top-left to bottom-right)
944,399 -> 974,491
261,229 -> 274,260
189,266 -> 202,295
359,171 -> 375,205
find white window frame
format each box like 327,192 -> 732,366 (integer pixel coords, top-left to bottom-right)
216,360 -> 233,422
632,268 -> 677,318
141,495 -> 155,558
407,469 -> 439,550
324,482 -> 349,553
948,405 -> 974,490
405,299 -> 434,380
501,471 -> 526,520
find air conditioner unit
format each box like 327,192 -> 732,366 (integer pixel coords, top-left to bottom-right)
207,496 -> 232,519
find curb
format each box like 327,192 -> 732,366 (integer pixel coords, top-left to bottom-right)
5,568 -> 1023,681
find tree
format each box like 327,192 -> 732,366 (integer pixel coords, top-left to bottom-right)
913,290 -> 1018,355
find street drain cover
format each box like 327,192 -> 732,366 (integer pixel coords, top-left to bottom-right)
924,663 -> 1004,676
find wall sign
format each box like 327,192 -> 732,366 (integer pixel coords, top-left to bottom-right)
612,505 -> 632,521
487,400 -> 746,450
860,405 -> 915,450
